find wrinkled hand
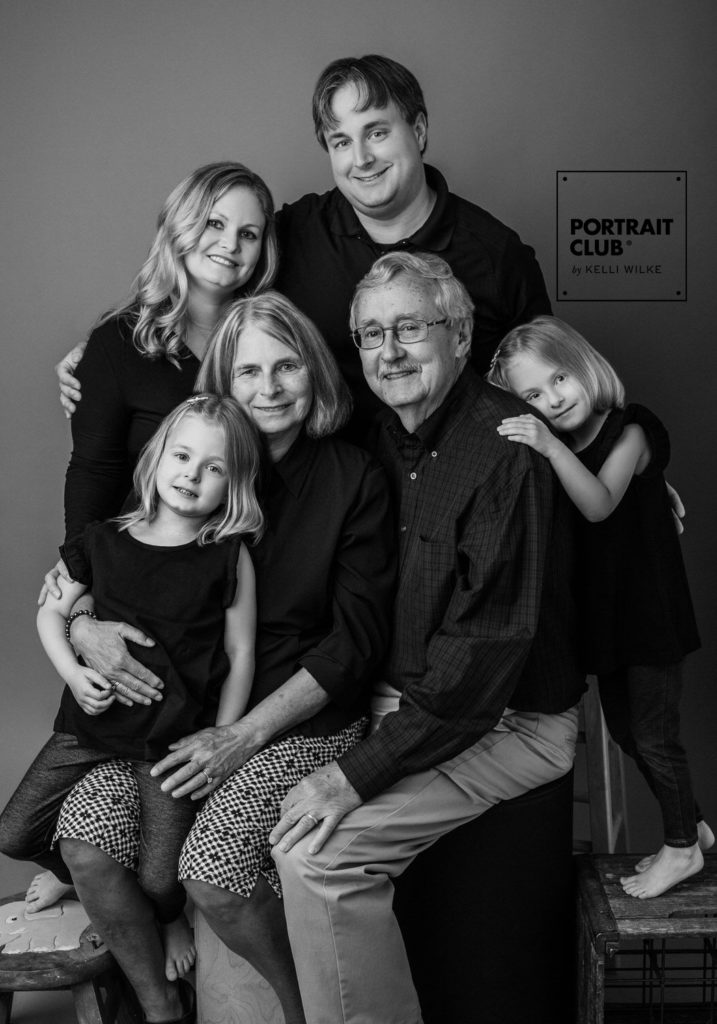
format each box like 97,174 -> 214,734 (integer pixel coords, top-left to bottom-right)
269,761 -> 362,855
151,723 -> 259,800
70,615 -> 163,708
68,667 -> 116,716
56,340 -> 86,418
665,481 -> 685,535
38,558 -> 73,607
497,413 -> 560,457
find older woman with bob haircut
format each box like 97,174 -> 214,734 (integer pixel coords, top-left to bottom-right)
42,291 -> 395,1024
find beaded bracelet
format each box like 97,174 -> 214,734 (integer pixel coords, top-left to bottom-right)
65,608 -> 97,643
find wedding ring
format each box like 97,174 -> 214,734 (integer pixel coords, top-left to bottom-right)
201,769 -> 214,786
304,813 -> 319,827
108,681 -> 118,692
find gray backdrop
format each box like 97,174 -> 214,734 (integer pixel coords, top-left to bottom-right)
2,0 -> 715,893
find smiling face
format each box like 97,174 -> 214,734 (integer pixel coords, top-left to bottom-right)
324,84 -> 428,223
184,186 -> 266,299
356,275 -> 470,432
504,350 -> 596,437
155,414 -> 229,522
231,326 -> 314,460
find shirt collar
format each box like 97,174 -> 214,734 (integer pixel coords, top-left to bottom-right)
328,165 -> 455,251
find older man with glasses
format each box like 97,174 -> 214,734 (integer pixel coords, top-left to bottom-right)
270,251 -> 585,1024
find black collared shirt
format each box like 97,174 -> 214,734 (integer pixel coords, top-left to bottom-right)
248,430 -> 396,737
337,367 -> 584,800
275,166 -> 551,438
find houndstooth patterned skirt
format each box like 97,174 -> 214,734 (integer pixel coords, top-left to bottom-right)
179,718 -> 367,899
52,719 -> 367,898
54,759 -> 141,870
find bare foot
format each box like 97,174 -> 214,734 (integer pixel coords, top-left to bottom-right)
621,843 -> 704,898
161,914 -> 196,981
25,872 -> 76,914
697,819 -> 715,853
634,819 -> 715,873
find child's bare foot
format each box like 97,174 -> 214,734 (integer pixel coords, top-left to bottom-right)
697,819 -> 715,853
621,843 -> 703,898
25,872 -> 75,914
161,914 -> 196,981
633,819 -> 715,873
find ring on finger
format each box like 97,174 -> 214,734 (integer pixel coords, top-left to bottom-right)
201,768 -> 214,786
304,813 -> 319,827
108,680 -> 118,692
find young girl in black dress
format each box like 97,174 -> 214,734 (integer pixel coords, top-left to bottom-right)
1,394 -> 262,1018
487,315 -> 712,898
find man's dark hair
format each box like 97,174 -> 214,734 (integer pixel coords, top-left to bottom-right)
312,54 -> 427,150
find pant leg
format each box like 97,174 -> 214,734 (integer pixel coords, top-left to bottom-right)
0,733 -> 111,882
625,663 -> 697,847
274,706 -> 578,1024
133,762 -> 199,923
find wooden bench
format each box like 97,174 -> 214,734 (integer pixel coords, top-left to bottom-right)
576,853 -> 717,1022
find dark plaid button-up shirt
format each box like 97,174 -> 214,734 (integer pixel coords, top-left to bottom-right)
338,366 -> 584,801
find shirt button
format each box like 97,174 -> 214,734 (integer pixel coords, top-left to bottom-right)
400,525 -> 407,532
409,472 -> 417,480
431,451 -> 438,458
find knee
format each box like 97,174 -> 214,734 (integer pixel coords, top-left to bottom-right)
0,813 -> 26,860
271,841 -> 319,897
59,838 -> 117,883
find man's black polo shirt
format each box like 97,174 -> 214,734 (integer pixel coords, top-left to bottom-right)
275,165 -> 551,436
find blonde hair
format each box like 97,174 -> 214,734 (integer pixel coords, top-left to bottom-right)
198,291 -> 352,438
99,162 -> 278,362
486,316 -> 625,412
116,394 -> 264,544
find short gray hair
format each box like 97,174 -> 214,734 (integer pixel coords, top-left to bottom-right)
350,252 -> 474,334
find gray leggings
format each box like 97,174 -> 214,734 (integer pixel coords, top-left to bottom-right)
0,732 -> 197,922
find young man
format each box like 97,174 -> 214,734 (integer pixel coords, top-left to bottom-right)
275,54 -> 551,431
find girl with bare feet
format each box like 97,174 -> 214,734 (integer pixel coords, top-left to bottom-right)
488,316 -> 710,899
0,395 -> 263,1019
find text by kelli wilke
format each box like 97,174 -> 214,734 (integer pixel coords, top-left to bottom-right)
570,264 -> 662,277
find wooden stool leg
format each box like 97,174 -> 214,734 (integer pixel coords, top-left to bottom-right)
72,976 -> 108,1024
0,992 -> 13,1024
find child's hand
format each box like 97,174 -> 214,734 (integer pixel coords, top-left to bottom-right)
67,668 -> 116,716
497,414 -> 561,458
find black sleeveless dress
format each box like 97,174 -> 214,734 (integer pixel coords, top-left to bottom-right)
56,521 -> 242,760
575,403 -> 700,674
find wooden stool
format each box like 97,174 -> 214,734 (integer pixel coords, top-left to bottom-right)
576,853 -> 717,1023
0,894 -> 133,1024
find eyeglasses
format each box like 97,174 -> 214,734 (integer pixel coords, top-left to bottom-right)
350,318 -> 448,350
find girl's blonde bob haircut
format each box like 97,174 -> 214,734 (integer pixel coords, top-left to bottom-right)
100,162 -> 278,361
486,315 -> 625,412
116,394 -> 264,545
197,291 -> 352,438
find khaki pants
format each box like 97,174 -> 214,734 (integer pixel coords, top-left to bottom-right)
274,702 -> 579,1024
